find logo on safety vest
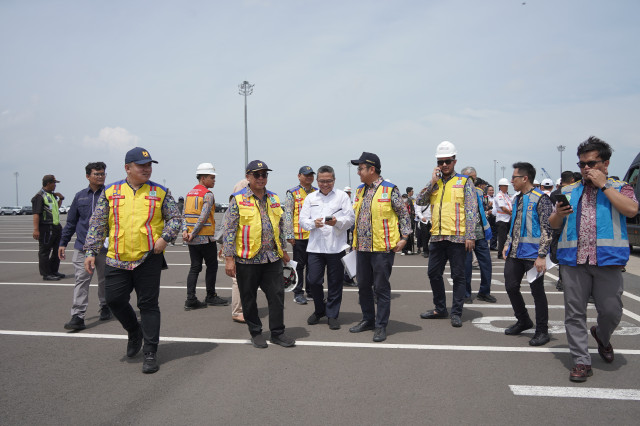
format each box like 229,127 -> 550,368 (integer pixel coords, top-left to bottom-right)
149,191 -> 156,196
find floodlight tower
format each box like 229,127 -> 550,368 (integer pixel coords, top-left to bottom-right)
557,145 -> 566,176
238,81 -> 254,168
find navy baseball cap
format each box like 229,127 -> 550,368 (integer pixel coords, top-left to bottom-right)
298,166 -> 315,175
125,147 -> 158,165
246,160 -> 272,174
351,152 -> 381,169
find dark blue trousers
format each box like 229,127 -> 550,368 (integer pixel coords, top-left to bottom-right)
307,251 -> 345,319
427,240 -> 467,317
292,239 -> 311,297
356,251 -> 395,328
465,238 -> 493,297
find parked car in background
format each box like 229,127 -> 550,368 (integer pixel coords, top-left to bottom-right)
0,206 -> 23,215
59,205 -> 70,214
220,203 -> 229,212
21,206 -> 33,215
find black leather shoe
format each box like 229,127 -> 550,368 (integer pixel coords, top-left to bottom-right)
476,293 -> 497,303
450,315 -> 462,328
349,320 -> 375,333
328,317 -> 341,330
53,272 -> 66,279
64,314 -> 86,330
126,325 -> 143,357
504,318 -> 534,335
184,299 -> 208,311
43,274 -> 61,281
591,326 -> 614,363
529,331 -> 550,346
307,312 -> 325,325
420,310 -> 449,319
373,327 -> 387,342
251,334 -> 268,349
271,333 -> 296,347
142,352 -> 159,374
99,305 -> 112,321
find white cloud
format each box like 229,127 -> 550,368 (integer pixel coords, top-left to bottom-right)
83,127 -> 140,151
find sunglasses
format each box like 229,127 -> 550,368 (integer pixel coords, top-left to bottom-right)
577,160 -> 603,169
437,159 -> 454,166
251,171 -> 268,179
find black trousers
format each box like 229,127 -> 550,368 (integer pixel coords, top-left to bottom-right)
235,260 -> 285,337
488,215 -> 497,249
427,240 -> 467,317
38,224 -> 61,276
496,221 -> 510,258
292,239 -> 311,297
105,252 -> 164,353
307,251 -> 345,319
186,241 -> 218,300
504,257 -> 548,333
417,222 -> 431,253
356,251 -> 395,328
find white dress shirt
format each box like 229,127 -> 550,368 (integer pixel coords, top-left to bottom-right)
494,190 -> 512,223
299,188 -> 356,254
415,203 -> 431,223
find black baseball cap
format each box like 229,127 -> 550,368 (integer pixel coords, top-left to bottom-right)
298,166 -> 315,175
351,152 -> 381,169
42,174 -> 60,186
125,147 -> 158,165
246,160 -> 272,174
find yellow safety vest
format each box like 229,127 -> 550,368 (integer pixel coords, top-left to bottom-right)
234,189 -> 284,259
430,174 -> 468,236
288,185 -> 316,240
352,181 -> 400,251
105,180 -> 166,261
184,184 -> 215,235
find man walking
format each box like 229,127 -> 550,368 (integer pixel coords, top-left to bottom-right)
32,175 -> 66,281
494,178 -> 512,259
299,165 -> 355,330
182,162 -> 228,310
84,147 -> 181,374
417,141 -> 477,328
550,137 -> 638,382
223,160 -> 295,349
59,162 -> 110,330
284,166 -> 317,305
349,152 -> 412,342
502,162 -> 553,347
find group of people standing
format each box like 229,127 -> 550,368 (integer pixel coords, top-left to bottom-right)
31,136 -> 637,382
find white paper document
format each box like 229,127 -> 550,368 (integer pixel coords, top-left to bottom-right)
341,250 -> 357,279
526,254 -> 557,283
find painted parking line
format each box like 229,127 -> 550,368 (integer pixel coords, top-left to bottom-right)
2,329 -> 640,355
509,385 -> 640,401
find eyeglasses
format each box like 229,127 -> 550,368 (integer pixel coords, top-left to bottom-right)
437,159 -> 454,166
357,166 -> 369,172
91,172 -> 106,177
251,171 -> 268,179
317,179 -> 334,184
577,160 -> 603,169
511,175 -> 525,180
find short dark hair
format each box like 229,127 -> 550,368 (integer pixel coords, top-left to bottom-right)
317,165 -> 335,178
406,187 -> 413,193
576,136 -> 613,161
573,172 -> 582,182
561,170 -> 575,184
512,162 -> 536,182
85,162 -> 107,175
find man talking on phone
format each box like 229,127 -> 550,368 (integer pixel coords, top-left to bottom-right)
416,141 -> 478,328
550,137 -> 638,383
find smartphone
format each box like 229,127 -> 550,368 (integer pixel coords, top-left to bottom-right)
325,216 -> 333,222
550,193 -> 570,206
435,169 -> 442,179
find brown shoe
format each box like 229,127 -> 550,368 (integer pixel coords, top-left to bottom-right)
232,314 -> 246,323
590,326 -> 614,363
569,364 -> 593,382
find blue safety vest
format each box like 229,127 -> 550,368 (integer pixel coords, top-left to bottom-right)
475,188 -> 492,241
556,180 -> 630,266
506,188 -> 544,259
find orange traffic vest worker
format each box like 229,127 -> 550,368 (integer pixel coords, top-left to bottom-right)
284,165 -> 317,304
181,162 -> 228,310
83,147 -> 182,374
221,159 -> 295,349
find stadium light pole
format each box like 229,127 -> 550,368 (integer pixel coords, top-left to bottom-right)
501,165 -> 506,178
557,145 -> 566,176
14,172 -> 19,205
238,81 -> 254,168
493,160 -> 497,189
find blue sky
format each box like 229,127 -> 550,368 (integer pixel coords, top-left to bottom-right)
1,0 -> 639,206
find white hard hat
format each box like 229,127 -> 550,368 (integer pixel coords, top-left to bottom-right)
435,141 -> 457,159
498,178 -> 510,186
343,186 -> 352,192
533,179 -> 540,185
196,162 -> 216,175
541,178 -> 553,187
556,178 -> 562,186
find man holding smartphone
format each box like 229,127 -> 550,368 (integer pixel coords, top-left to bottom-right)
299,165 -> 355,330
550,137 -> 638,383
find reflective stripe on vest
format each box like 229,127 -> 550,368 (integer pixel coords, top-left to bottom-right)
41,190 -> 60,225
288,185 -> 316,240
352,181 -> 401,251
556,180 -> 630,266
105,180 -> 166,262
506,189 -> 543,259
184,184 -> 215,235
430,174 -> 468,236
233,189 -> 284,259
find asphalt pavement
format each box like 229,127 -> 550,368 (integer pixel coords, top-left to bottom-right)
1,214 -> 639,425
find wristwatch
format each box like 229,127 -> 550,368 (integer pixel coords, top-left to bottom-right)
601,181 -> 612,191
401,236 -> 409,241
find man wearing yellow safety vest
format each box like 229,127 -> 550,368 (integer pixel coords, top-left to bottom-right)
84,147 -> 182,374
417,141 -> 478,328
222,160 -> 295,349
181,162 -> 229,311
284,165 -> 317,305
348,152 -> 412,343
32,174 -> 66,281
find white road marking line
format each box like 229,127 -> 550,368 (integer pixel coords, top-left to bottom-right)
2,330 -> 640,355
624,291 -> 640,303
509,385 -> 640,401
